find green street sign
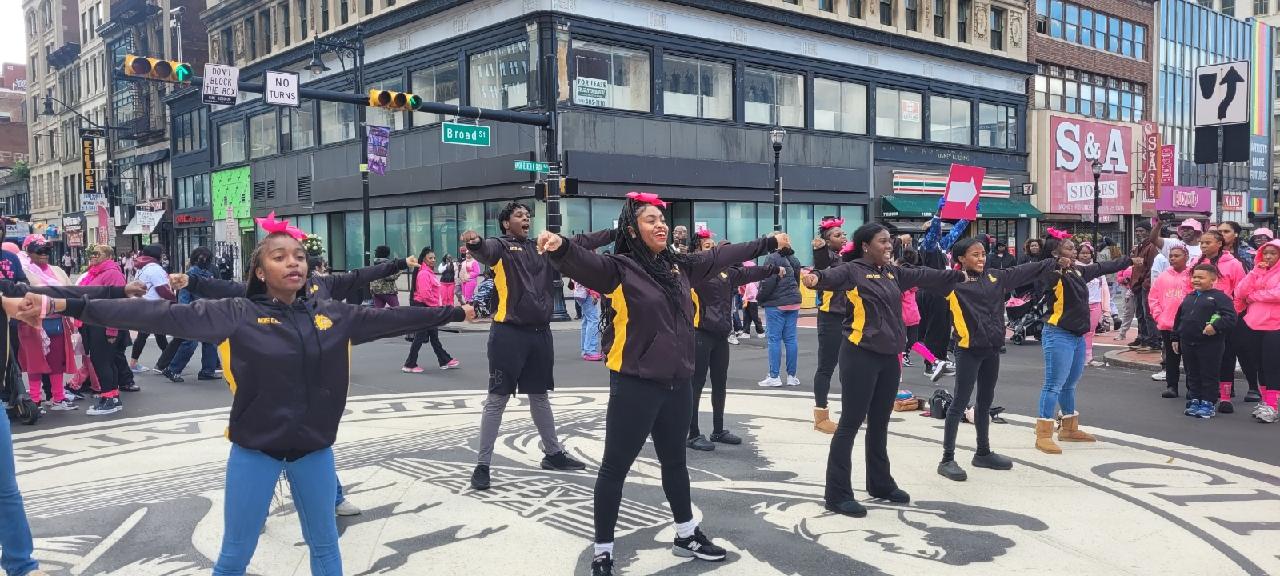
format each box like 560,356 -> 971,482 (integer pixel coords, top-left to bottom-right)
442,122 -> 491,147
514,160 -> 550,173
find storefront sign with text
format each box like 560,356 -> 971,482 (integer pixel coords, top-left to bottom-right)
1049,116 -> 1133,215
1155,186 -> 1212,213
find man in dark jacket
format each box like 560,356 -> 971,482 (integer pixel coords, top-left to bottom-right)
1128,221 -> 1162,351
756,248 -> 803,388
989,243 -> 1017,270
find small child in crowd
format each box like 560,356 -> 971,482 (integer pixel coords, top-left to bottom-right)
1172,264 -> 1238,419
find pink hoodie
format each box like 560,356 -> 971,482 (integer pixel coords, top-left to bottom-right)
901,288 -> 921,327
1233,239 -> 1280,331
1193,250 -> 1246,308
413,268 -> 445,307
1148,265 -> 1193,331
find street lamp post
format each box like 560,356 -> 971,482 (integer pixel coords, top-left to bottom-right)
1091,159 -> 1103,247
308,25 -> 368,266
769,128 -> 786,232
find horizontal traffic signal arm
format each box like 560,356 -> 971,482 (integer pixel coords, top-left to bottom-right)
120,69 -> 550,127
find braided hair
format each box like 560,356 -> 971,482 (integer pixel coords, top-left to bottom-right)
599,200 -> 693,340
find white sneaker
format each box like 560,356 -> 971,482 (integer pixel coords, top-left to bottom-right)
786,375 -> 801,387
1088,360 -> 1106,367
49,399 -> 78,411
727,333 -> 740,345
928,362 -> 947,383
1256,405 -> 1279,423
740,333 -> 752,340
757,376 -> 783,388
336,500 -> 362,516
942,361 -> 957,375
1151,371 -> 1166,382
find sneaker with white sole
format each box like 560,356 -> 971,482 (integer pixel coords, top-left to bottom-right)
786,375 -> 801,387
49,399 -> 77,411
86,396 -> 122,416
401,366 -> 425,373
727,333 -> 739,345
1087,360 -> 1106,367
757,376 -> 783,388
942,361 -> 957,375
441,359 -> 461,370
1255,405 -> 1279,423
672,528 -> 727,561
336,500 -> 362,516
928,362 -> 947,382
1151,371 -> 1166,381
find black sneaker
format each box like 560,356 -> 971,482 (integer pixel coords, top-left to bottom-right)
120,382 -> 141,392
902,356 -> 914,368
86,396 -> 122,416
1244,389 -> 1262,403
64,387 -> 85,401
709,430 -> 742,445
869,488 -> 911,504
971,451 -> 1014,470
197,372 -> 220,381
672,528 -> 726,561
824,499 -> 867,517
591,553 -> 613,576
470,464 -> 491,490
1161,387 -> 1179,399
541,451 -> 586,471
937,460 -> 967,481
686,435 -> 715,451
162,371 -> 184,383
1218,400 -> 1235,414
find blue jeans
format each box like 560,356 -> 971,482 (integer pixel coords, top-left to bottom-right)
0,414 -> 38,576
1040,324 -> 1086,418
764,307 -> 799,378
578,297 -> 601,356
214,445 -> 341,576
167,339 -> 218,376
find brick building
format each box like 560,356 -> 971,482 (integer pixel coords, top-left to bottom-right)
1024,0 -> 1156,241
0,64 -> 28,92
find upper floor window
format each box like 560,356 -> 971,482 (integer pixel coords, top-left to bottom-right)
875,88 -> 922,139
173,108 -> 207,155
977,103 -> 1016,150
571,40 -> 651,113
663,55 -> 733,121
849,0 -> 864,18
814,78 -> 867,134
219,121 -> 246,165
744,67 -> 804,127
1032,65 -> 1144,122
281,3 -> 292,47
933,0 -> 947,37
819,0 -> 835,11
410,62 -> 460,125
1038,1 -> 1146,59
340,0 -> 350,24
990,7 -> 1005,50
297,0 -> 309,40
905,0 -> 919,31
244,17 -> 257,60
957,0 -> 970,42
469,41 -> 534,110
321,0 -> 330,32
176,174 -> 209,209
930,96 -> 971,145
284,101 -> 316,152
249,112 -> 278,159
1254,0 -> 1268,15
1222,0 -> 1235,17
320,101 -> 355,144
220,28 -> 235,64
880,0 -> 894,25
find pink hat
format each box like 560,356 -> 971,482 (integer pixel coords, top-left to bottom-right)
20,234 -> 46,251
0,242 -> 17,254
1252,227 -> 1275,239
1179,218 -> 1203,232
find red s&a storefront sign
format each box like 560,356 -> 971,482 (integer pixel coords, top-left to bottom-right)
1049,116 -> 1134,215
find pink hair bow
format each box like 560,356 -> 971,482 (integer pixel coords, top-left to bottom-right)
819,217 -> 845,230
696,228 -> 713,239
626,191 -> 668,209
255,211 -> 308,241
1046,227 -> 1072,240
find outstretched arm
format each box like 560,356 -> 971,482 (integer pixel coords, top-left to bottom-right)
685,236 -> 782,286
57,297 -> 249,343
895,265 -> 966,292
542,233 -> 623,295
940,220 -> 970,251
185,274 -> 249,299
569,229 -> 616,251
350,304 -> 470,344
996,258 -> 1058,290
727,264 -> 782,287
318,258 -> 413,301
1079,256 -> 1134,282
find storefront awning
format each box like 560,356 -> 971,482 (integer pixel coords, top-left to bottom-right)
880,195 -> 1042,219
121,216 -> 144,235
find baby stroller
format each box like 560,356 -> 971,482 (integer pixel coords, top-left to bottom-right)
3,341 -> 39,425
1006,294 -> 1046,345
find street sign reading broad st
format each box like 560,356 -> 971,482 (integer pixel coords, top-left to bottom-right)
514,160 -> 550,173
264,71 -> 300,107
202,64 -> 239,106
1194,61 -> 1248,127
442,122 -> 490,147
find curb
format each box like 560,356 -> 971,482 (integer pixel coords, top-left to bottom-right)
1103,349 -> 1162,371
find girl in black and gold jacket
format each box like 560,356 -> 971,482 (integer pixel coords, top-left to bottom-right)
539,192 -> 785,576
33,232 -> 469,576
801,223 -> 964,519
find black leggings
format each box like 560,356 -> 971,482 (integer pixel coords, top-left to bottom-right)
595,372 -> 694,544
81,325 -> 128,394
130,332 -> 168,362
812,312 -> 843,409
1219,318 -> 1260,394
1236,326 -> 1280,390
1161,330 -> 1182,393
826,344 -> 900,504
743,302 -> 763,334
1183,338 -> 1226,402
406,329 -> 452,367
942,347 -> 1000,462
904,324 -> 920,354
690,330 -> 730,437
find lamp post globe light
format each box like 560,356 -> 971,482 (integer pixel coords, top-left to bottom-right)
770,128 -> 786,232
1090,158 -> 1103,247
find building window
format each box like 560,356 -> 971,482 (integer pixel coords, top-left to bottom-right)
880,0 -> 895,25
814,78 -> 867,134
366,76 -> 407,131
218,121 -> 246,165
930,96 -> 971,145
1042,2 -> 1145,59
220,28 -> 235,64
320,101 -> 355,144
364,0 -> 373,15
339,0 -> 349,24
570,40 -> 651,112
875,88 -> 923,139
1222,0 -> 1235,16
249,112 -> 278,159
284,101 -> 315,151
297,0 -> 308,39
244,17 -> 257,60
261,10 -> 272,52
990,7 -> 1005,50
470,41 -> 534,110
957,0 -> 970,42
410,62 -> 460,126
1255,0 -> 1267,15
176,174 -> 209,209
281,3 -> 291,45
849,0 -> 864,18
663,55 -> 733,120
977,103 -> 1016,150
173,108 -> 207,154
1033,65 -> 1145,121
934,0 -> 947,37
744,67 -> 804,127
905,0 -> 919,31
820,0 -> 834,11
321,0 -> 330,31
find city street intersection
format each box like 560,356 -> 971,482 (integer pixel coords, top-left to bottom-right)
10,326 -> 1279,575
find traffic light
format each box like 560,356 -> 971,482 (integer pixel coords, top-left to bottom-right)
367,89 -> 422,111
121,55 -> 193,83
533,178 -> 578,201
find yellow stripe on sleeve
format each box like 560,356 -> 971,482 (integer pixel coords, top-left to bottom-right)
606,285 -> 629,372
492,260 -> 509,323
847,288 -> 866,345
947,291 -> 970,348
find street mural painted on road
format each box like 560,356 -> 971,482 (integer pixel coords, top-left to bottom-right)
12,390 -> 1280,575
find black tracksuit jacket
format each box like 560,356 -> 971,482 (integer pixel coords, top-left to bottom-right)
549,236 -> 778,383
812,245 -> 849,316
1172,289 -> 1238,344
65,294 -> 463,460
467,230 -> 615,327
1040,257 -> 1131,336
692,264 -> 779,337
946,259 -> 1057,350
810,259 -> 965,356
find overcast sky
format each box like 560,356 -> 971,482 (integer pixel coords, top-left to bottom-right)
1,2 -> 26,69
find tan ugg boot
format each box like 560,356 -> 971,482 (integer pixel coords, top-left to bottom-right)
1035,419 -> 1061,454
813,408 -> 838,434
1058,412 -> 1097,442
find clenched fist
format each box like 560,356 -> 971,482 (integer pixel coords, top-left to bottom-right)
801,272 -> 819,289
167,274 -> 188,293
771,232 -> 791,252
459,230 -> 482,245
812,237 -> 825,250
462,304 -> 477,322
536,231 -> 563,254
405,256 -> 419,269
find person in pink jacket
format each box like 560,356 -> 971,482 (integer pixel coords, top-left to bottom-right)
1232,239 -> 1280,422
1193,230 -> 1253,414
1078,243 -> 1111,366
403,248 -> 460,372
1148,245 -> 1193,399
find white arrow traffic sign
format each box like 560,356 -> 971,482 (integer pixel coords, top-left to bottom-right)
1194,61 -> 1249,127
